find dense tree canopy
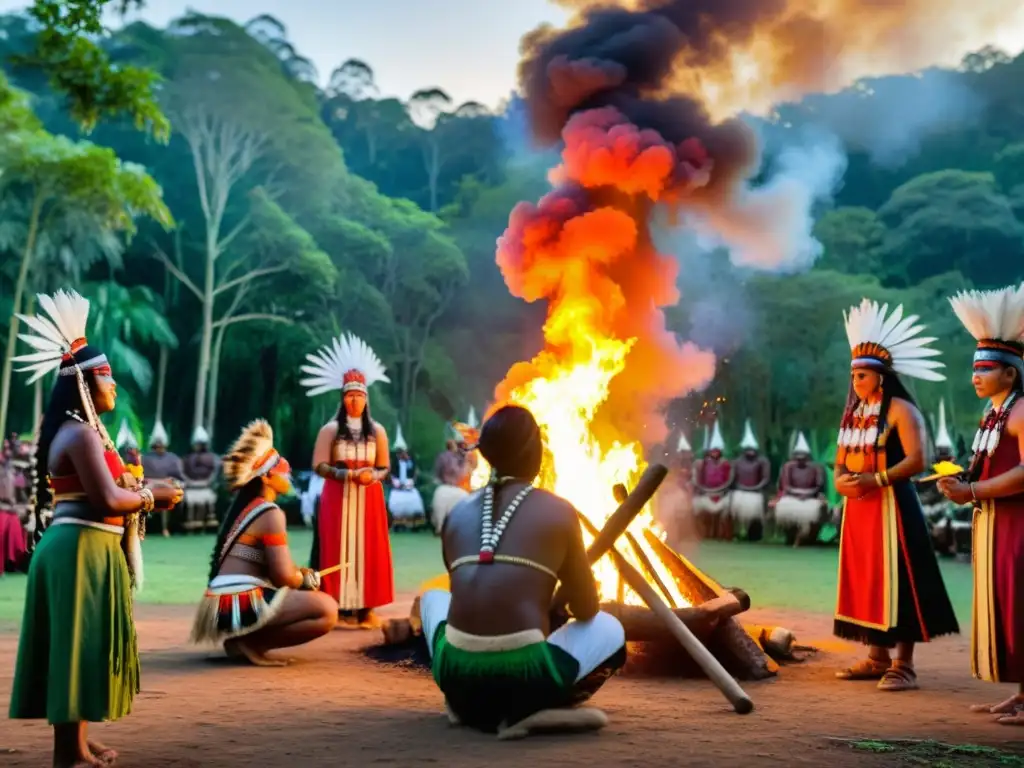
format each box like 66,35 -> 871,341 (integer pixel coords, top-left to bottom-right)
1,6 -> 1023,473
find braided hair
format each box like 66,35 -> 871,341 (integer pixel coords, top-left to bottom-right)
207,477 -> 263,582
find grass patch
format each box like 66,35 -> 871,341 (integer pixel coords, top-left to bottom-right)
0,530 -> 975,626
830,738 -> 1024,766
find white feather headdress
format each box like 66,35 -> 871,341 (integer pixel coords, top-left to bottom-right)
13,289 -> 108,383
300,332 -> 389,397
843,299 -> 945,382
948,283 -> 1024,374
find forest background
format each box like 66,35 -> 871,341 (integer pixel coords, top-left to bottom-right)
1,1 -> 1023,472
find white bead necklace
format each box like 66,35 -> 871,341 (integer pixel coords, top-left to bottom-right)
478,482 -> 533,563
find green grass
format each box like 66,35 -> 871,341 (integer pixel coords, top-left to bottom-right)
832,738 -> 1024,766
0,532 -> 976,627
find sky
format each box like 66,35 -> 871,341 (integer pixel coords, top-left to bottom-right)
0,0 -> 570,109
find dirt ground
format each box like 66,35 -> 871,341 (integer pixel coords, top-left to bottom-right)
0,597 -> 1021,767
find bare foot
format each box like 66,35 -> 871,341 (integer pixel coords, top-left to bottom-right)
55,751 -> 105,768
226,639 -> 287,667
997,709 -> 1024,726
87,741 -> 117,764
969,694 -> 1023,714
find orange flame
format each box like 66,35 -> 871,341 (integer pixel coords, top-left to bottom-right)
492,107 -> 716,607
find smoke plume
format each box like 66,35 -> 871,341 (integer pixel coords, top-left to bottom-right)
493,0 -> 1020,444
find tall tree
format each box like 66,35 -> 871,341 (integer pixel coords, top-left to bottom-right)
0,116 -> 171,436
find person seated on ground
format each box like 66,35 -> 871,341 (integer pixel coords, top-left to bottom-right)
771,433 -> 828,546
419,404 -> 627,740
190,419 -> 337,666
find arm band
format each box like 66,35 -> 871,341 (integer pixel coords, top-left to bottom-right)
262,533 -> 288,547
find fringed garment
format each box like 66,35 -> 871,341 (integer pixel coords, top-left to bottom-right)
970,395 -> 1024,683
834,400 -> 959,646
190,499 -> 290,644
317,430 -> 394,610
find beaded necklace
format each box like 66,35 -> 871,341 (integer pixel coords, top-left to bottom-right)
478,482 -> 533,563
971,390 -> 1019,459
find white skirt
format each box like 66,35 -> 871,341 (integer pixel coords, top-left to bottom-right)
730,489 -> 764,523
184,486 -> 217,506
693,492 -> 730,515
390,488 -> 425,519
774,495 -> 825,529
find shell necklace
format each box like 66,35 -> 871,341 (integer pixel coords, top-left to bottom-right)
478,482 -> 533,563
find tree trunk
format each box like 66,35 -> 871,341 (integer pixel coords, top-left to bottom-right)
154,345 -> 169,423
205,322 -> 228,444
0,193 -> 44,437
191,229 -> 216,435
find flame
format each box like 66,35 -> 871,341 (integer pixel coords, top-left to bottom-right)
502,332 -> 690,608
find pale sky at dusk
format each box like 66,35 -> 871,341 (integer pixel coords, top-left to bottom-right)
0,0 -> 569,109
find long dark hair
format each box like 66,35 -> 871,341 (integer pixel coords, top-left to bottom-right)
30,345 -> 106,539
208,476 -> 264,581
334,395 -> 374,443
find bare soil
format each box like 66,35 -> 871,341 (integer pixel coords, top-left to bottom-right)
0,597 -> 1021,767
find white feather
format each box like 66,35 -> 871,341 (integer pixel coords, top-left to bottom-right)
948,282 -> 1024,342
301,332 -> 389,397
843,298 -> 946,382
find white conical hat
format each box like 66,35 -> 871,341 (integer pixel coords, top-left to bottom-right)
393,424 -> 408,451
793,431 -> 811,455
191,425 -> 209,445
740,419 -> 758,450
676,432 -> 691,452
115,419 -> 137,450
708,419 -> 725,451
934,399 -> 953,450
466,406 -> 479,428
149,419 -> 169,447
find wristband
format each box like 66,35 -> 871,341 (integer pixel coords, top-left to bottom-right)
138,488 -> 155,513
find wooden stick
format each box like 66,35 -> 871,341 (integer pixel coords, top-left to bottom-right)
577,513 -> 754,714
317,563 -> 344,578
550,464 -> 668,609
612,481 -> 675,605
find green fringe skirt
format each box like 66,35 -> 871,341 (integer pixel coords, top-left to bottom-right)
8,520 -> 139,724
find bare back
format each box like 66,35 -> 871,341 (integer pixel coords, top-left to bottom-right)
442,482 -> 598,636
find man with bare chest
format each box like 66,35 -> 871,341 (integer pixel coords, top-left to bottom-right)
729,420 -> 771,541
772,432 -> 826,546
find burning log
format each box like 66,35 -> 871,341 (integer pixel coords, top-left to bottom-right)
574,513 -> 754,714
601,591 -> 746,642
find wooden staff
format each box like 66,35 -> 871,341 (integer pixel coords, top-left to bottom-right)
576,512 -> 754,714
317,563 -> 344,578
550,464 -> 668,610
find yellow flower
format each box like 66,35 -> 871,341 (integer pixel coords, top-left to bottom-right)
127,464 -> 145,480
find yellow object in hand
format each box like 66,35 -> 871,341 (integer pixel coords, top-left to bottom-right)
932,460 -> 964,477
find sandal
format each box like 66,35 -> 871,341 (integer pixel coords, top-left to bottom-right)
877,661 -> 918,691
835,657 -> 889,680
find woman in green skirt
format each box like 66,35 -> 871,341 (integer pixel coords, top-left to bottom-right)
8,289 -> 182,767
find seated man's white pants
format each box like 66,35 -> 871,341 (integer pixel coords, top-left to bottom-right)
420,589 -> 625,682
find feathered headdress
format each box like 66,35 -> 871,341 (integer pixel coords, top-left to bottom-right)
393,424 -> 408,452
948,283 -> 1024,378
739,419 -> 758,450
300,332 -> 390,397
13,289 -> 109,383
221,419 -> 290,491
843,299 -> 945,382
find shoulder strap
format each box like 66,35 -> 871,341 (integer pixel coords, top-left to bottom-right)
218,500 -> 277,569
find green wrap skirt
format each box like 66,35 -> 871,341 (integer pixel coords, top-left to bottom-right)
9,518 -> 139,724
